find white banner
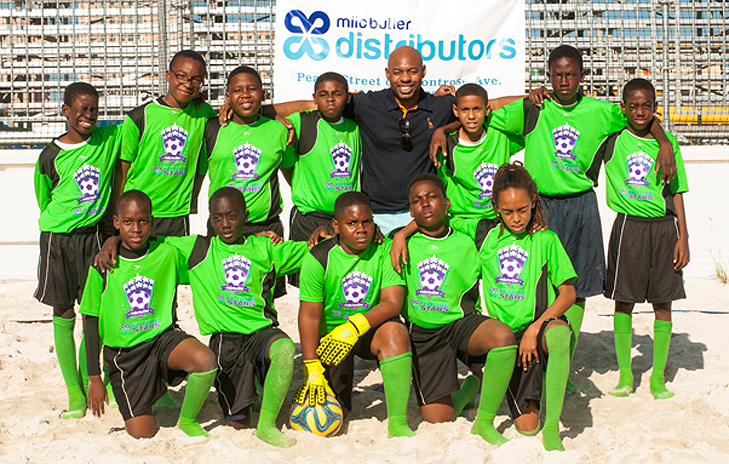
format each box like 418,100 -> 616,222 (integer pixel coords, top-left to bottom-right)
273,0 -> 525,101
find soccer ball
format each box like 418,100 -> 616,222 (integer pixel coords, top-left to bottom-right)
289,392 -> 343,437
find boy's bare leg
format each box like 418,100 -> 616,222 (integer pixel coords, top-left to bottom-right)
514,401 -> 540,435
125,407 -> 158,439
650,303 -> 674,399
611,302 -> 635,396
167,338 -> 217,437
53,306 -> 86,419
421,396 -> 456,423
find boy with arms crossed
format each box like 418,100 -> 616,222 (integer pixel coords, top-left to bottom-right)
81,191 -> 217,438
296,192 -> 414,438
34,82 -> 121,418
120,50 -> 216,237
599,79 -> 689,399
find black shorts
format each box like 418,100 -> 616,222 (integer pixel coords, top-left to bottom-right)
408,312 -> 491,406
288,206 -> 334,287
540,189 -> 604,299
151,215 -> 189,237
209,327 -> 289,421
322,318 -> 403,413
34,226 -> 101,308
604,213 -> 686,304
104,326 -> 193,421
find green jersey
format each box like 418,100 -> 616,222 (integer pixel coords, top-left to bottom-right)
453,216 -> 577,332
490,96 -> 626,195
283,111 -> 361,215
120,98 -> 216,218
601,129 -> 688,217
34,125 -> 122,233
401,228 -> 482,329
79,240 -> 184,348
203,117 -> 294,223
437,120 -> 524,219
299,237 -> 404,335
164,235 -> 307,335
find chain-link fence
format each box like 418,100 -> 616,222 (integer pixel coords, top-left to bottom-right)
1,0 -> 727,146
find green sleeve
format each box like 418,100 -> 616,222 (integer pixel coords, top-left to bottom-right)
281,112 -> 302,168
298,252 -> 325,302
119,114 -> 140,163
488,99 -> 525,136
506,130 -> 526,155
203,103 -> 218,119
78,266 -> 104,317
272,240 -> 309,275
379,240 -> 405,288
546,232 -> 578,287
34,164 -> 53,213
608,102 -> 628,133
160,235 -> 198,260
668,138 -> 689,195
448,216 -> 477,240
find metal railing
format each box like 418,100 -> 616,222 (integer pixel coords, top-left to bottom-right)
1,0 -> 727,146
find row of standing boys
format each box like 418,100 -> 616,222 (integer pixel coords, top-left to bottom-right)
33,44 -> 689,452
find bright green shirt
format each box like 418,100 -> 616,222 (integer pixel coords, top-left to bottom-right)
299,238 -> 404,334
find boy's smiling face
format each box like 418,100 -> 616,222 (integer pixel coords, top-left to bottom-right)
314,80 -> 349,123
61,93 -> 98,142
333,204 -> 374,255
409,180 -> 450,237
227,72 -> 263,125
454,94 -> 488,142
621,88 -> 655,136
165,57 -> 205,108
210,195 -> 248,244
114,198 -> 151,252
547,56 -> 586,105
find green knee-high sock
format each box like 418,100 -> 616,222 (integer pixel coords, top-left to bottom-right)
471,345 -> 517,446
563,301 -> 585,391
610,313 -> 634,397
380,352 -> 415,438
177,368 -> 217,437
650,320 -> 674,400
452,375 -> 479,419
53,316 -> 86,419
256,338 -> 296,448
542,326 -> 570,452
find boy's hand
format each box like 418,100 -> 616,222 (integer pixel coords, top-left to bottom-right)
656,143 -> 677,183
674,236 -> 690,270
373,224 -> 385,244
218,102 -> 233,127
88,375 -> 108,417
527,86 -> 551,107
390,230 -> 409,273
429,127 -> 447,168
308,225 -> 334,248
518,323 -> 540,370
254,230 -> 283,245
273,115 -> 297,147
293,359 -> 334,406
434,85 -> 456,97
316,313 -> 370,365
94,236 -> 122,273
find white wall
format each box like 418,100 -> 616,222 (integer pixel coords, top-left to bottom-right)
1,146 -> 727,281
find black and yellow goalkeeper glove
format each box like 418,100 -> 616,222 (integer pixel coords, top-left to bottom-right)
293,359 -> 334,406
316,313 -> 371,366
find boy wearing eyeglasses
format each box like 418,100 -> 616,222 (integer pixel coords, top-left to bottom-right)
119,49 -> 217,237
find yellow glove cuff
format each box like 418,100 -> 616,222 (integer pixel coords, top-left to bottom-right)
303,359 -> 326,378
347,313 -> 371,336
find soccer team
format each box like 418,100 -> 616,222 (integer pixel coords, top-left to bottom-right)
33,43 -> 690,452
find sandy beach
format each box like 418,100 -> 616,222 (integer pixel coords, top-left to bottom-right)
1,277 -> 728,464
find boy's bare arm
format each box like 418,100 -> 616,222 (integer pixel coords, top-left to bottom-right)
363,285 -> 405,328
489,95 -> 526,111
390,220 -> 418,272
262,100 -> 317,119
673,193 -> 690,270
648,119 -> 677,183
299,301 -> 324,360
429,120 -> 461,167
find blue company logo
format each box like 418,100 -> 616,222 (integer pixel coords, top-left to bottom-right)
283,10 -> 330,61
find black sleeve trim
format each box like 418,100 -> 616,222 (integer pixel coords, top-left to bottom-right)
587,130 -> 621,184
309,236 -> 337,272
188,235 -> 213,270
127,103 -> 149,142
444,132 -> 460,174
522,98 -> 541,136
37,143 -> 62,190
84,315 -> 102,376
297,110 -> 322,156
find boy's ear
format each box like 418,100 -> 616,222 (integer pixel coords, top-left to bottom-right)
331,218 -> 340,235
620,101 -> 627,116
262,89 -> 268,101
61,104 -> 69,118
346,92 -> 351,104
244,210 -> 250,223
225,91 -> 230,104
580,69 -> 587,82
452,103 -> 458,119
113,215 -> 120,230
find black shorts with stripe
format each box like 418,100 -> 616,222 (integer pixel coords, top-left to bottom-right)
104,326 -> 193,421
604,213 -> 686,304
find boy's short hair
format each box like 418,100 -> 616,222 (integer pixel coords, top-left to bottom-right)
117,189 -> 152,215
407,173 -> 446,199
170,50 -> 207,76
622,78 -> 656,104
334,191 -> 371,218
314,72 -> 349,94
209,186 -> 247,212
455,83 -> 488,107
63,82 -> 98,106
227,65 -> 262,89
548,45 -> 583,73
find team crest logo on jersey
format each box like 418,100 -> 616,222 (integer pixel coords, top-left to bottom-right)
221,254 -> 252,292
159,124 -> 189,162
552,124 -> 580,161
416,256 -> 449,297
73,164 -> 101,204
330,142 -> 353,178
495,244 -> 528,286
474,162 -> 499,199
339,271 -> 373,309
232,143 -> 262,180
625,151 -> 654,187
123,275 -> 155,318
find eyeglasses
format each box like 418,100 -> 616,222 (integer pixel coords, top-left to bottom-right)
169,69 -> 204,88
399,118 -> 413,151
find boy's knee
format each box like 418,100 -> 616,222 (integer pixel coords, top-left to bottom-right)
191,347 -> 217,373
493,324 -> 517,348
373,323 -> 410,358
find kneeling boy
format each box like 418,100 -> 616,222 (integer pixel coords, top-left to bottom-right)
296,191 -> 414,438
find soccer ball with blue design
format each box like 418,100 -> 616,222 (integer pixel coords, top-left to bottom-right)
289,392 -> 343,437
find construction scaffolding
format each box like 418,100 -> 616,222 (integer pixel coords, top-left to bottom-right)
1,0 -> 727,146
